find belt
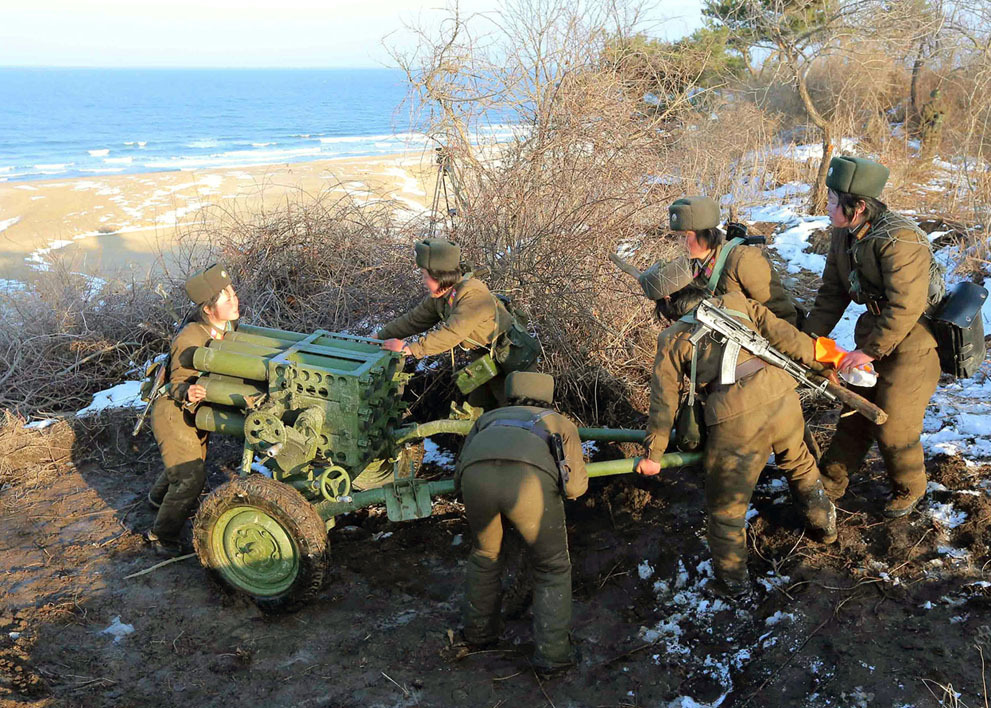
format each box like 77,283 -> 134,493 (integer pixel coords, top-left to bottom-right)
734,357 -> 766,379
711,358 -> 766,393
865,297 -> 887,316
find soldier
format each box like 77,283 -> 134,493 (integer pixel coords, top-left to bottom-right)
145,264 -> 240,557
377,238 -> 534,410
802,156 -> 941,517
455,372 -> 588,675
625,198 -> 818,457
668,196 -> 800,325
636,281 -> 837,598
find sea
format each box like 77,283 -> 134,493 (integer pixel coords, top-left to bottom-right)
0,67 -> 470,182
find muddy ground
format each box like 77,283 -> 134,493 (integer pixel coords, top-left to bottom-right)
2,406 -> 991,708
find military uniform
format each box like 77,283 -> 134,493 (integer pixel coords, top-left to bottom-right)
644,291 -> 835,589
803,157 -> 940,514
147,265 -> 234,548
455,372 -> 588,671
689,242 -> 799,325
665,196 -> 799,325
377,265 -> 516,409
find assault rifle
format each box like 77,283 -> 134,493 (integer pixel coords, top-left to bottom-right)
132,357 -> 167,436
694,299 -> 888,425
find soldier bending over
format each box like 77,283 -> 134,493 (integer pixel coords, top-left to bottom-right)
455,372 -> 588,675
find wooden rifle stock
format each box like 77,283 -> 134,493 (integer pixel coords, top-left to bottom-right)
809,373 -> 888,425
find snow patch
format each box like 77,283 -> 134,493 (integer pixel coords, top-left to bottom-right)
76,381 -> 144,417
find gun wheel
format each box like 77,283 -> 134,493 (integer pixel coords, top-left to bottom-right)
193,475 -> 328,613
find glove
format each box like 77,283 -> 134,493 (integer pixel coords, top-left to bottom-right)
815,337 -> 877,387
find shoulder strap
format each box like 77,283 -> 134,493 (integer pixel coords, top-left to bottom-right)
680,303 -> 752,403
484,409 -> 555,442
706,237 -> 745,296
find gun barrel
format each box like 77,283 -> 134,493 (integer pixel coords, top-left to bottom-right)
393,420 -> 648,445
586,452 -> 701,477
237,324 -> 385,354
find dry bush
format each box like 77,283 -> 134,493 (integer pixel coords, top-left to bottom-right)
391,0 -> 784,423
175,189 -> 426,335
0,259 -> 169,417
0,190 -> 430,419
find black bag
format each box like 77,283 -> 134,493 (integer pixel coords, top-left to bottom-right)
493,321 -> 541,373
928,281 -> 988,379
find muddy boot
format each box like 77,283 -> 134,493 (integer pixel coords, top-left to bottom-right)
795,481 -> 838,543
533,643 -> 580,679
883,490 -> 924,519
818,467 -> 848,501
708,572 -> 751,601
142,529 -> 189,558
463,553 -> 504,647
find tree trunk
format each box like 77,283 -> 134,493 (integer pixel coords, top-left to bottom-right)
789,55 -> 834,214
909,44 -> 925,135
810,133 -> 833,215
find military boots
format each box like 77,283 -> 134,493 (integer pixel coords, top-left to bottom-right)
796,480 -> 838,543
883,490 -> 924,518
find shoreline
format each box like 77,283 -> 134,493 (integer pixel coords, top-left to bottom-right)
0,151 -> 439,283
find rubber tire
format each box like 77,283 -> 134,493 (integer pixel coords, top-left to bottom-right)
193,475 -> 328,613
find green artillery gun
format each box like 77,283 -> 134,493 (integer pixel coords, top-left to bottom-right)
187,323 -> 699,611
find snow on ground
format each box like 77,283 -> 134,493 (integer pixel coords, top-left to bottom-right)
637,556 -> 799,708
75,381 -> 144,418
423,438 -> 456,469
382,166 -> 426,196
757,201 -> 991,469
0,216 -> 21,233
767,138 -> 858,163
768,216 -> 830,275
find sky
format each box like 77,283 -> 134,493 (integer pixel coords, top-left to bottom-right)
0,0 -> 704,69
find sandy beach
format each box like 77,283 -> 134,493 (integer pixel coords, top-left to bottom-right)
0,151 -> 437,284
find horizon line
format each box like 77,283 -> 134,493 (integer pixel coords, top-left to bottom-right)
0,64 -> 397,71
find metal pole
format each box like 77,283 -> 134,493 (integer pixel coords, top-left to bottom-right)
585,452 -> 701,478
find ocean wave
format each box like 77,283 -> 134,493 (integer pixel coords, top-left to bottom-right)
218,146 -> 322,160
142,145 -> 322,169
124,141 -> 148,147
0,166 -> 13,173
0,217 -> 21,233
104,156 -> 133,164
316,132 -> 429,145
251,142 -> 275,147
88,149 -> 110,157
187,139 -> 220,149
80,167 -> 127,174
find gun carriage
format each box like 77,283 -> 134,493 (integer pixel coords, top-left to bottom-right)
184,323 -> 698,611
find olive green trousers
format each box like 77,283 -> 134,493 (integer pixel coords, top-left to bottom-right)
704,391 -> 822,584
460,460 -> 573,668
819,347 -> 940,500
149,398 -> 208,541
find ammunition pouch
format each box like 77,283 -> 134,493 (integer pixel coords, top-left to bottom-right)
927,281 -> 988,379
672,396 -> 706,452
455,353 -> 500,395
